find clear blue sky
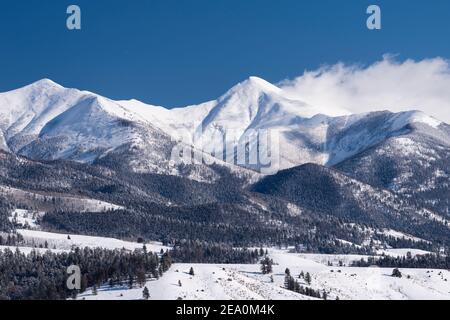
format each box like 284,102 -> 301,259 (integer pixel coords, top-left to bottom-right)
1,0 -> 449,107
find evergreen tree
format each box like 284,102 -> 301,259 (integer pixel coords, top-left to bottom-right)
128,274 -> 134,289
305,272 -> 312,285
189,267 -> 195,276
284,275 -> 296,291
142,286 -> 150,300
137,269 -> 147,287
392,268 -> 402,278
0,246 -> 167,300
81,274 -> 89,293
260,257 -> 273,274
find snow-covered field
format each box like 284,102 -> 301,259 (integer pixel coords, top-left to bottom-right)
3,210 -> 448,301
77,263 -> 312,301
0,245 -> 68,255
77,249 -> 450,301
0,187 -> 123,212
2,224 -> 448,300
2,208 -> 448,301
8,209 -> 43,229
4,209 -> 170,252
377,248 -> 433,257
14,229 -> 169,252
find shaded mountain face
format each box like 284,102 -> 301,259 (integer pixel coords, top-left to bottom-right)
0,150 -> 376,248
335,122 -> 450,218
251,163 -> 450,245
0,150 -> 250,208
1,149 -> 448,248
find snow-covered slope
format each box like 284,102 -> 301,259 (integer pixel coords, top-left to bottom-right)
0,80 -> 255,182
76,249 -> 450,300
0,79 -> 85,152
0,78 -> 447,175
15,229 -> 168,252
336,121 -> 450,218
119,77 -> 446,173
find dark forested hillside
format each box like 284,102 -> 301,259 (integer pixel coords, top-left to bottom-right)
0,196 -> 14,232
0,150 -> 248,209
0,247 -> 163,300
252,163 -> 450,246
1,147 -> 449,253
335,125 -> 450,219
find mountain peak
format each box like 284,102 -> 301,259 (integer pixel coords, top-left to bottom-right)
238,76 -> 281,93
29,78 -> 64,89
219,77 -> 282,100
246,76 -> 273,85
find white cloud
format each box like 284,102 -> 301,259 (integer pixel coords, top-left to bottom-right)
279,56 -> 450,124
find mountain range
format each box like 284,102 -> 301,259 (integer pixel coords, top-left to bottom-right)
0,78 -> 449,250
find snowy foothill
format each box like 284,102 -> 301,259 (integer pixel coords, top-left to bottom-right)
1,225 -> 448,300
77,263 -> 313,301
6,209 -> 160,253
8,209 -> 43,230
77,249 -> 450,301
0,186 -> 124,213
11,229 -> 169,253
0,245 -> 68,255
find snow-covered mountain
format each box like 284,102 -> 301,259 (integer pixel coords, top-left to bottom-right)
119,77 -> 447,173
0,78 -> 447,177
0,79 -> 256,182
336,121 -> 450,217
1,78 -> 449,302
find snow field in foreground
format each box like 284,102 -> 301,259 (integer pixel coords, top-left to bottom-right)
78,249 -> 450,300
2,226 -> 448,300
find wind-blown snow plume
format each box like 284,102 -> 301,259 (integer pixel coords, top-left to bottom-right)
279,56 -> 450,123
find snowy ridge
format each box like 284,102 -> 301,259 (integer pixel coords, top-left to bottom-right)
0,78 -> 447,175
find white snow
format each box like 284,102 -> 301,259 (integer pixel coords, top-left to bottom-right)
376,248 -> 434,257
3,226 -> 447,301
77,263 -> 312,301
77,249 -> 450,300
380,229 -> 431,244
8,209 -> 43,229
1,78 -> 447,175
390,110 -> 442,130
0,245 -> 68,255
15,229 -> 169,252
0,185 -> 124,212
